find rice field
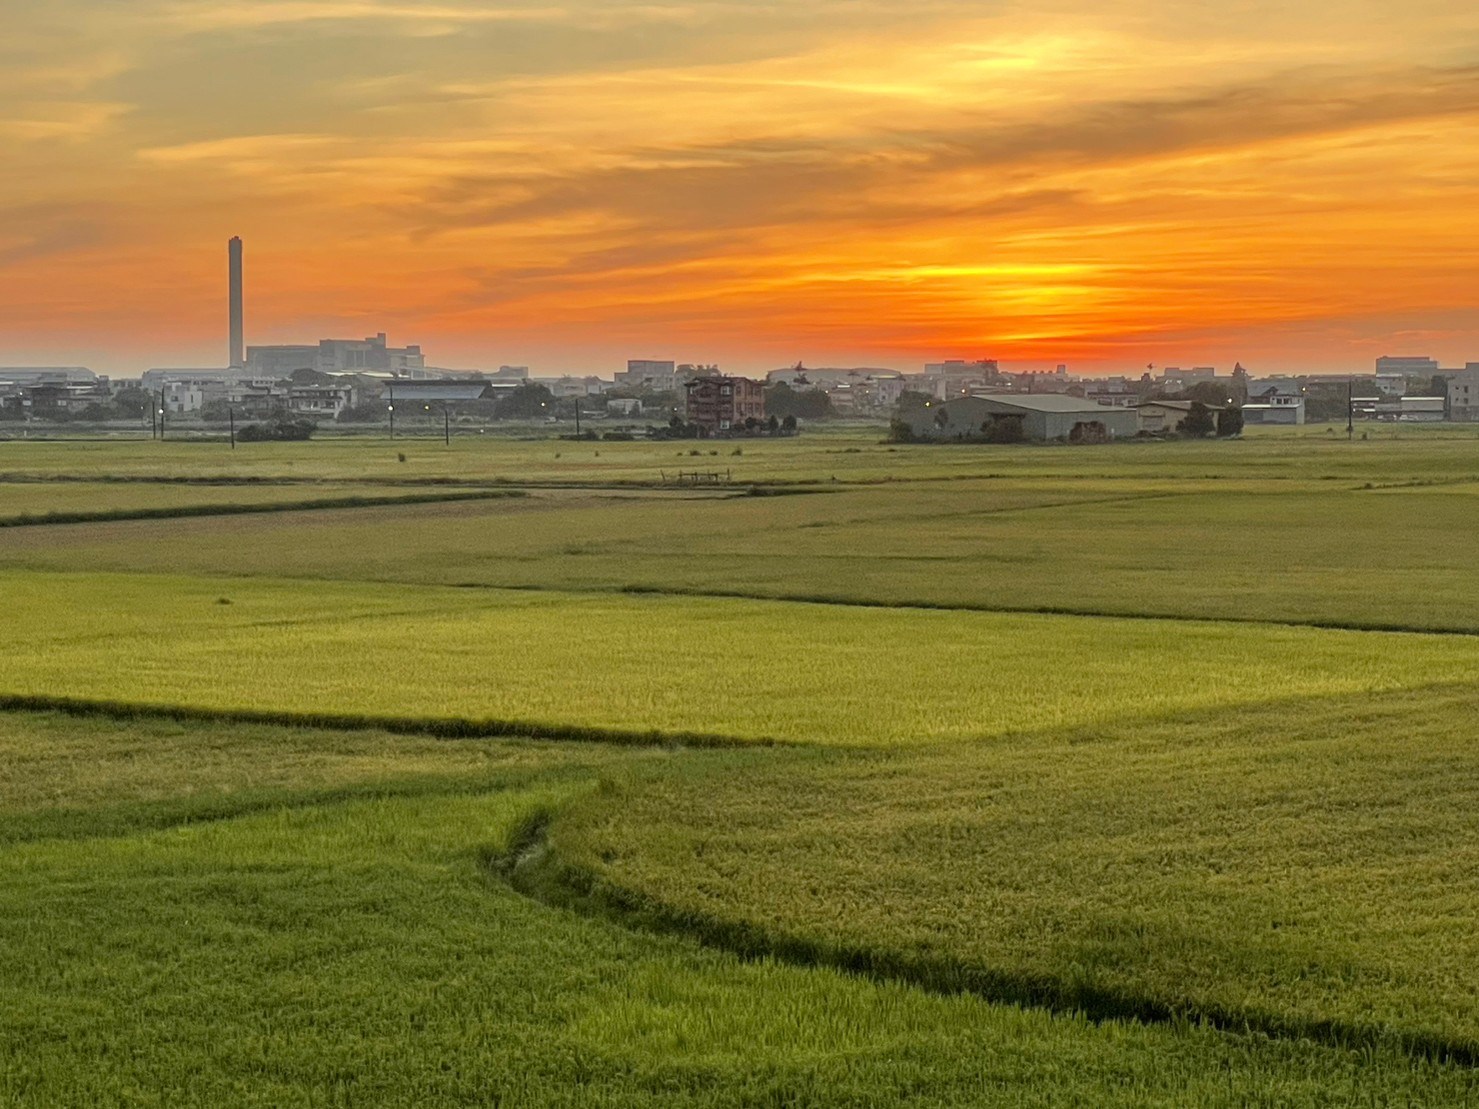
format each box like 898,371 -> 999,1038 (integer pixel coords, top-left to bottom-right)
3,469 -> 1478,633
5,420 -> 1479,487
4,569 -> 1478,745
5,428 -> 1479,1104
547,685 -> 1479,1058
4,712 -> 1478,1106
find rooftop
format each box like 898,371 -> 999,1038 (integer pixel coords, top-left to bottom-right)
976,394 -> 1126,413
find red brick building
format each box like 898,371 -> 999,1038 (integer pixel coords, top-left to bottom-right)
683,375 -> 766,434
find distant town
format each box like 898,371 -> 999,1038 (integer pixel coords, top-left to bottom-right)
4,239 -> 1477,440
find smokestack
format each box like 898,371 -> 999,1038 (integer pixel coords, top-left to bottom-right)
228,236 -> 244,369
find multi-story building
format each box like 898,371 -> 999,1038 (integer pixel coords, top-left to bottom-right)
615,359 -> 677,390
1376,356 -> 1440,376
246,334 -> 425,378
1447,364 -> 1479,421
683,375 -> 766,434
922,359 -> 1001,398
244,345 -> 317,377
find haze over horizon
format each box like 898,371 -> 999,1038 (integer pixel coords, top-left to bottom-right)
4,0 -> 1478,377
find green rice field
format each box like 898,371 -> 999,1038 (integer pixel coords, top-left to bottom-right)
4,427 -> 1479,1104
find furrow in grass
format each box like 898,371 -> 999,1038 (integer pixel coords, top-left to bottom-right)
1,775 -> 537,849
517,581 -> 1479,639
499,815 -> 1479,1070
0,490 -> 528,528
0,693 -> 778,750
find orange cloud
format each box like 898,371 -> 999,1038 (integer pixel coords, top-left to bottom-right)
1,1 -> 1478,373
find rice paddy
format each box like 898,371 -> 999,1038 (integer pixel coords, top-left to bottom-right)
5,427 -> 1479,1104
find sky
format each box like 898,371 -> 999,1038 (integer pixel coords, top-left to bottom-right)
2,0 -> 1478,377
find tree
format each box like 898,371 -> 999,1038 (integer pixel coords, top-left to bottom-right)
1182,381 -> 1238,408
983,414 -> 1025,443
1176,401 -> 1216,438
1422,375 -> 1450,399
337,402 -> 387,423
781,414 -> 798,434
1216,405 -> 1245,438
894,390 -> 934,419
494,382 -> 556,420
237,413 -> 316,442
200,400 -> 234,422
112,387 -> 150,419
765,381 -> 832,420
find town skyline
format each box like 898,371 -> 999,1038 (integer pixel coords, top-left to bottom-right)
5,1 -> 1478,375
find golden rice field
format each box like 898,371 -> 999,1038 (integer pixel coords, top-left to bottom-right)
5,427 -> 1479,1105
3,569 -> 1477,745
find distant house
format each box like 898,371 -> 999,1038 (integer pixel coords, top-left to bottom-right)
905,395 -> 1138,442
1136,400 -> 1203,434
1241,392 -> 1305,425
683,375 -> 766,434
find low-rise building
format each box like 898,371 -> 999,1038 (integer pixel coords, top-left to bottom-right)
1242,394 -> 1306,425
1136,400 -> 1203,433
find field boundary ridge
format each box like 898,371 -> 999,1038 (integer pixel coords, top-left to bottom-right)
563,583 -> 1479,639
500,814 -> 1479,1069
0,693 -> 774,750
0,489 -> 529,529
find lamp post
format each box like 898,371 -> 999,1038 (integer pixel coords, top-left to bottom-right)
388,381 -> 396,439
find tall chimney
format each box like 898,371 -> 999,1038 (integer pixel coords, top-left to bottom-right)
228,236 -> 244,369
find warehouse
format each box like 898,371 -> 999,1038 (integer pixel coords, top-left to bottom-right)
904,395 -> 1139,442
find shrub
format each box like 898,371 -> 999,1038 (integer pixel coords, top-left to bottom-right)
1176,403 -> 1216,438
237,415 -> 316,442
983,415 -> 1026,444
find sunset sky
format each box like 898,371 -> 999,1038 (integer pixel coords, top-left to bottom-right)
3,0 -> 1478,376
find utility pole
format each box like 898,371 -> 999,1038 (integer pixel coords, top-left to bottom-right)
388,382 -> 395,440
574,399 -> 582,438
158,389 -> 166,441
1347,378 -> 1354,442
150,403 -> 157,440
229,407 -> 236,450
444,406 -> 450,447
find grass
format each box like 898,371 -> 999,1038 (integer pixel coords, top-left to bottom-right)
547,685 -> 1479,1060
4,570 -> 1479,746
5,422 -> 1479,487
3,712 -> 1478,1106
